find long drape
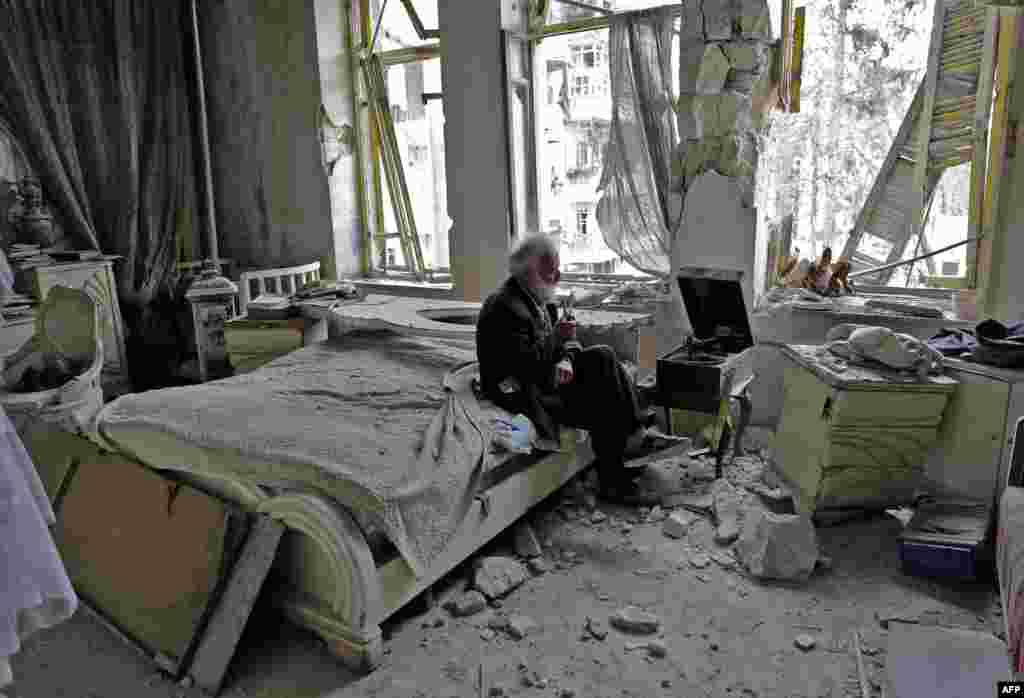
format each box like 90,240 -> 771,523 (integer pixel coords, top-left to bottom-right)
595,8 -> 680,277
0,1 -> 198,309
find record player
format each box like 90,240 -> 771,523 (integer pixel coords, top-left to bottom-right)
656,267 -> 755,415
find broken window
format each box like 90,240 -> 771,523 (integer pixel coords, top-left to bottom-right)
379,57 -> 450,272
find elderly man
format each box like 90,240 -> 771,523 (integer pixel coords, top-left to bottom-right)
476,234 -> 657,504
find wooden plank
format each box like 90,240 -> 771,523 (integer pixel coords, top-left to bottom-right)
966,8 -> 999,289
841,82 -> 926,262
978,11 -> 1018,309
790,7 -> 805,114
913,0 -> 947,219
54,456 -> 243,677
189,516 -> 285,696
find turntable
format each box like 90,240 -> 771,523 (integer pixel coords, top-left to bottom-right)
656,267 -> 755,416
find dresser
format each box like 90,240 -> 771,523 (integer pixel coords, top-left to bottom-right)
771,344 -> 957,513
923,359 -> 1024,505
30,260 -> 128,379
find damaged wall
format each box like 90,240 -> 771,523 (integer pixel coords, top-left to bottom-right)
315,0 -> 362,277
671,0 -> 775,314
199,0 -> 337,276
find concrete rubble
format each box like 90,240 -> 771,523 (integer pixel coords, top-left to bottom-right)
663,509 -> 698,538
609,606 -> 661,635
444,590 -> 487,618
712,479 -> 743,544
736,508 -> 820,582
473,556 -> 530,600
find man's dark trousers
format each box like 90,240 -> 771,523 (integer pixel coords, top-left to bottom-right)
542,344 -> 644,489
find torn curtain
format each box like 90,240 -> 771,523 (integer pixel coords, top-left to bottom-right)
596,8 -> 680,277
0,1 -> 199,310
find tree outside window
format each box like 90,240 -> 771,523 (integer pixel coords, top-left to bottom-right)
572,75 -> 590,96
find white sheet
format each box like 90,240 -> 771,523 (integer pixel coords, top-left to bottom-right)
0,404 -> 77,688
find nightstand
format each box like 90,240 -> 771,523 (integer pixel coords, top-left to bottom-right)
30,260 -> 128,380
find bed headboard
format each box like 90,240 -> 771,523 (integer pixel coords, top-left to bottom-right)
238,262 -> 321,312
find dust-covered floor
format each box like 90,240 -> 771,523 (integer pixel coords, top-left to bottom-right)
5,429 -> 1004,698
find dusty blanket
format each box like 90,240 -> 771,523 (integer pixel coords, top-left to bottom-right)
96,332 -> 486,579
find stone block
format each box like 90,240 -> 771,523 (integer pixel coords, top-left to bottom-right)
703,0 -> 737,41
696,45 -> 731,96
735,508 -> 819,582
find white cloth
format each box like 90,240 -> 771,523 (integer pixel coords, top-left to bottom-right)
0,405 -> 77,687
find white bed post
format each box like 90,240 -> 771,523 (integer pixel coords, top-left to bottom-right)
185,0 -> 238,382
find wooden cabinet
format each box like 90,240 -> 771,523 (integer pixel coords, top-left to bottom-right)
31,260 -> 128,378
924,360 -> 1024,504
771,344 -> 957,513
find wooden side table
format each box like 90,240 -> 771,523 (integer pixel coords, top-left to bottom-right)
30,260 -> 128,380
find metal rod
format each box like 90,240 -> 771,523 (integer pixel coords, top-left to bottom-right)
369,0 -> 389,55
398,0 -> 439,40
849,236 -> 981,280
189,0 -> 220,264
554,0 -> 613,15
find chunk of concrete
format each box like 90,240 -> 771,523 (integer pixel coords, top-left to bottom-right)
445,590 -> 488,618
663,510 -> 698,538
513,521 -> 543,558
694,45 -> 732,96
735,508 -> 819,582
506,614 -> 539,640
794,634 -> 817,652
526,557 -> 550,575
739,0 -> 772,40
473,556 -> 530,600
610,606 -> 661,635
703,0 -> 736,40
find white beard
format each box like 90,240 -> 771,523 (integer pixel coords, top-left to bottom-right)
536,285 -> 556,303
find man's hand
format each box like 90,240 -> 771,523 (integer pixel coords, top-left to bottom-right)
556,319 -> 578,341
555,358 -> 574,386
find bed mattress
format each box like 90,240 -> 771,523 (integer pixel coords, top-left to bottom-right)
96,331 -> 487,578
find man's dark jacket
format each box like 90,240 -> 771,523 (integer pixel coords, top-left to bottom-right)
476,276 -> 570,441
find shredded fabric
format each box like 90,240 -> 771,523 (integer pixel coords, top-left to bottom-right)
0,404 -> 78,688
96,332 -> 491,579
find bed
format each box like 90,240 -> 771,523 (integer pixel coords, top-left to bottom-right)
40,330 -> 592,671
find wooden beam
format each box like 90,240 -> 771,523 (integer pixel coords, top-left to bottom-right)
977,10 -> 1019,311
790,6 -> 806,114
913,0 -> 946,217
966,7 -> 999,289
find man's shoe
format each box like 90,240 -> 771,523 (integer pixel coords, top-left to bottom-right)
598,480 -> 662,506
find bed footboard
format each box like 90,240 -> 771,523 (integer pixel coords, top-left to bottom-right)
257,493 -> 385,672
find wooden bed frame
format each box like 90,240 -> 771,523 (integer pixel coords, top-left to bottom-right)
19,382 -> 591,674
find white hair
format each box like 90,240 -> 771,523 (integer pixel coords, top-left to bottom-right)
509,233 -> 559,278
